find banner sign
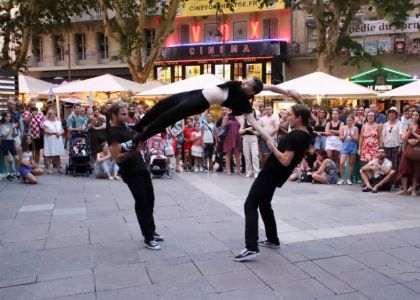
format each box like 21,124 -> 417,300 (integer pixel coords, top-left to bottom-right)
162,40 -> 287,60
349,18 -> 420,36
178,0 -> 285,17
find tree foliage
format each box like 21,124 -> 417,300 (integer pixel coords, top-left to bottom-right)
0,0 -> 94,70
291,0 -> 420,73
98,0 -> 181,83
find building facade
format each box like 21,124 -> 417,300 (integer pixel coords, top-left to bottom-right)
27,1 -> 290,84
288,4 -> 420,81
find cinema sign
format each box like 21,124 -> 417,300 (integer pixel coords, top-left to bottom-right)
162,41 -> 288,60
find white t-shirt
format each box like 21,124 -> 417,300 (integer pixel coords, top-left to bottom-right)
203,122 -> 215,144
259,114 -> 280,137
382,122 -> 401,148
366,158 -> 393,175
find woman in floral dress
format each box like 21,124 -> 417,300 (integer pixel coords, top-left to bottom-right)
359,111 -> 382,163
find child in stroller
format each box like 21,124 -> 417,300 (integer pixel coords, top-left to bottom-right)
72,137 -> 87,156
146,133 -> 172,179
66,133 -> 93,176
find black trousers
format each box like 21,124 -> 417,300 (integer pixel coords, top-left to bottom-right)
134,90 -> 210,142
122,170 -> 156,242
244,171 -> 280,251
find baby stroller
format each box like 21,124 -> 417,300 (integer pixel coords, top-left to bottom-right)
144,134 -> 172,179
65,132 -> 93,176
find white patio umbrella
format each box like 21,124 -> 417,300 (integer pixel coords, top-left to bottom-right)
51,74 -> 150,94
18,74 -> 55,94
258,72 -> 378,99
379,79 -> 420,99
138,74 -> 227,96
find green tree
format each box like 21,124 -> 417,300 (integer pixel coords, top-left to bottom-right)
293,0 -> 420,73
98,0 -> 180,83
0,0 -> 94,70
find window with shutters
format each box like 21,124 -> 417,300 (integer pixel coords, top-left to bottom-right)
97,33 -> 109,59
75,33 -> 87,61
180,24 -> 190,44
262,18 -> 278,39
233,21 -> 248,41
32,36 -> 43,62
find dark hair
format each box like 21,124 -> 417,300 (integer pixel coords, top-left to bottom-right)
315,149 -> 328,160
252,76 -> 264,95
30,106 -> 38,112
109,102 -> 128,118
0,112 -> 10,123
21,134 -> 33,152
291,104 -> 313,134
100,141 -> 108,149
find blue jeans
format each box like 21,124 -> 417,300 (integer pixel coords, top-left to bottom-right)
314,136 -> 326,150
95,159 -> 119,178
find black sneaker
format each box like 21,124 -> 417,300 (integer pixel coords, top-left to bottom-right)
6,175 -> 14,181
13,174 -> 20,180
153,232 -> 165,241
233,248 -> 260,262
258,240 -> 280,249
144,240 -> 161,250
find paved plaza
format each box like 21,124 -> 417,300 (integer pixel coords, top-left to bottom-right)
2,171 -> 420,299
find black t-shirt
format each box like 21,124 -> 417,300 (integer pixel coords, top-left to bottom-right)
263,130 -> 312,187
107,125 -> 147,175
218,81 -> 253,116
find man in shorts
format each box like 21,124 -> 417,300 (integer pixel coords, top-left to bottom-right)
360,147 -> 395,193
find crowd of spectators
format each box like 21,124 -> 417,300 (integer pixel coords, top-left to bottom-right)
1,97 -> 420,197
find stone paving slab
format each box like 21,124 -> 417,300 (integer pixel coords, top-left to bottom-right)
2,172 -> 420,299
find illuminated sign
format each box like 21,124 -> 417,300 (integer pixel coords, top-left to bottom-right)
250,21 -> 260,39
162,40 -> 287,60
178,0 -> 285,17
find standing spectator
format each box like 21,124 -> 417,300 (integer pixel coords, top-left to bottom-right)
127,104 -> 140,127
311,149 -> 339,184
240,112 -> 259,178
203,113 -> 217,171
191,123 -> 204,172
354,106 -> 366,132
43,110 -> 65,173
338,105 -> 347,123
278,109 -> 289,138
338,115 -> 359,185
259,106 -> 280,165
401,106 -> 413,126
370,103 -> 387,124
382,107 -> 402,171
360,147 -> 395,193
19,135 -> 43,184
169,120 -> 184,172
183,118 -> 195,171
137,105 -> 145,120
7,99 -> 19,124
325,110 -> 343,168
255,99 -> 265,119
359,111 -> 382,164
67,104 -> 86,136
87,107 -> 107,161
0,112 -> 19,180
313,108 -> 328,150
215,107 -> 230,172
397,109 -> 420,197
94,142 -> 119,180
222,113 -> 242,175
23,106 -> 45,165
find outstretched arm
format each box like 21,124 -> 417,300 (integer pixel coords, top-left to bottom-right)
263,84 -> 303,104
244,113 -> 271,142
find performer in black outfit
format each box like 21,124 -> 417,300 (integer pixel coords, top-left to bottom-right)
129,77 -> 302,146
234,103 -> 313,262
107,103 -> 164,250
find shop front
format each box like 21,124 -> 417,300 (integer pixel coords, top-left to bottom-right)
153,39 -> 288,84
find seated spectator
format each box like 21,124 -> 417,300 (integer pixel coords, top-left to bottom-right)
73,138 -> 87,155
311,149 -> 339,184
289,145 -> 316,182
360,147 -> 395,193
94,142 -> 119,180
149,141 -> 165,164
18,135 -> 43,184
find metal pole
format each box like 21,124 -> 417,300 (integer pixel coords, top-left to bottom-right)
67,31 -> 71,81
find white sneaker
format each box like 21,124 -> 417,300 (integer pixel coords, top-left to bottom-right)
337,179 -> 344,185
254,173 -> 259,179
194,167 -> 199,172
245,172 -> 252,178
199,167 -> 204,172
346,179 -> 352,185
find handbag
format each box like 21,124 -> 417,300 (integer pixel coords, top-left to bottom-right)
405,143 -> 420,161
217,127 -> 227,139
